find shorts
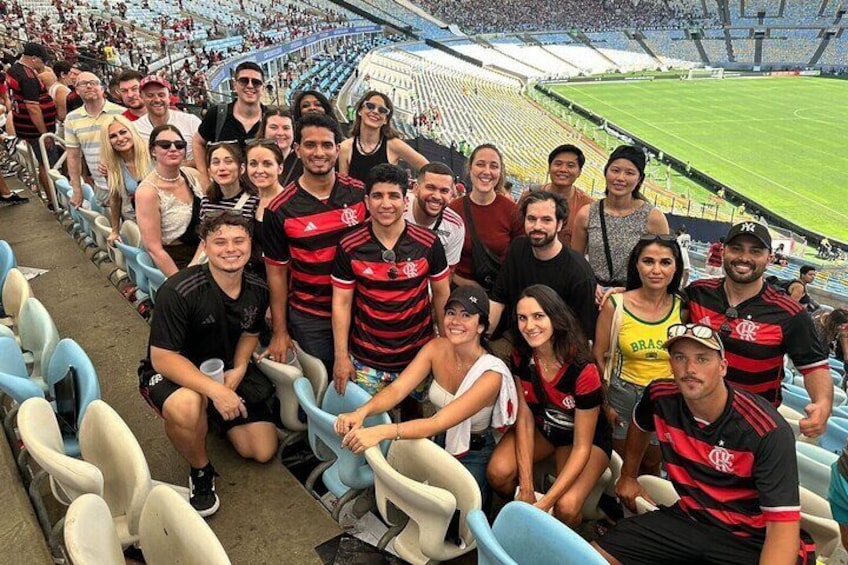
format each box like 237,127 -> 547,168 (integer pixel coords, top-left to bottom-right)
351,357 -> 429,402
435,430 -> 495,499
607,374 -> 658,445
829,461 -> 848,524
534,416 -> 613,458
139,368 -> 275,432
596,503 -> 816,565
288,307 -> 333,373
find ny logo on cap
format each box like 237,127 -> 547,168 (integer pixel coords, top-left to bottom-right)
469,296 -> 478,304
740,222 -> 757,232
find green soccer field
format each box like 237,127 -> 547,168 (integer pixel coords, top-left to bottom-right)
549,77 -> 848,241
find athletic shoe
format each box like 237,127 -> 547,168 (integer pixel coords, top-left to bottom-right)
0,193 -> 29,206
189,463 -> 220,517
3,136 -> 17,155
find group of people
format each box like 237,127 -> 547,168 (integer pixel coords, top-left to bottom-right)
9,36 -> 845,564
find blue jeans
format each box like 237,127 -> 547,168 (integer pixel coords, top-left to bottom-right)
435,430 -> 495,500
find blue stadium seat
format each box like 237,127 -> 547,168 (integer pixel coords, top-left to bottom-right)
467,501 -> 607,565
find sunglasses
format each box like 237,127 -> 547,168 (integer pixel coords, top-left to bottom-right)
207,140 -> 239,148
237,77 -> 264,88
363,101 -> 390,116
153,139 -> 187,151
382,249 -> 398,280
667,323 -> 724,351
639,233 -> 678,243
719,306 -> 739,336
245,138 -> 279,147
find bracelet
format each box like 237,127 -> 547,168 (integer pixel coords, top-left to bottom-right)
395,422 -> 401,441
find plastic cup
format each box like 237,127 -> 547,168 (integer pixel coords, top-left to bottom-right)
199,358 -> 225,384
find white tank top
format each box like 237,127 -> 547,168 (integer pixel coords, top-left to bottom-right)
428,379 -> 494,433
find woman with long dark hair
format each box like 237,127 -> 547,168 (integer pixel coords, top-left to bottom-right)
335,286 -> 517,497
291,89 -> 333,122
135,124 -> 204,276
338,90 -> 427,183
571,145 -> 669,301
200,142 -> 258,222
593,234 -> 683,475
487,284 -> 611,526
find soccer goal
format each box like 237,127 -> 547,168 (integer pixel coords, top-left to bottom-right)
685,67 -> 725,80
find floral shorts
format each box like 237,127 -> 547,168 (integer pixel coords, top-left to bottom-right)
351,357 -> 429,402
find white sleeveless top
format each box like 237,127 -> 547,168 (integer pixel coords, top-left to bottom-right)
429,376 -> 495,433
143,170 -> 203,245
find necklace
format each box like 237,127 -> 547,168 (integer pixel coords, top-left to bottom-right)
356,135 -> 383,156
535,353 -> 561,377
154,169 -> 181,183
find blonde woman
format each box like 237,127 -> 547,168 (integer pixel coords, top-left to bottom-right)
100,115 -> 152,244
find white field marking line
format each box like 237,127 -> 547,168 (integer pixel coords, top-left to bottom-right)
562,87 -> 848,222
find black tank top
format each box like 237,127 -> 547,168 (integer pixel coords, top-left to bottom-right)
348,135 -> 389,183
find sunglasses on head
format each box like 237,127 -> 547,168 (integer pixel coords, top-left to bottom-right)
363,101 -> 390,116
153,139 -> 187,151
245,138 -> 279,147
668,323 -> 718,340
237,77 -> 264,88
639,233 -> 678,243
382,249 -> 398,280
207,140 -> 239,148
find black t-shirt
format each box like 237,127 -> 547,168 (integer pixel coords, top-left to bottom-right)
197,102 -> 263,144
148,265 -> 269,368
491,236 -> 598,338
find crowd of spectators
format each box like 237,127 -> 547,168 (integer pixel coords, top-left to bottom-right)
412,0 -> 714,34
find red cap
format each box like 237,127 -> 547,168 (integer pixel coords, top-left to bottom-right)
140,75 -> 171,91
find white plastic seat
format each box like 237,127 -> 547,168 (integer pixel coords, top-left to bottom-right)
799,486 -> 842,560
64,494 -> 125,565
634,475 -> 679,514
138,485 -> 231,565
1,267 -> 33,331
19,398 -> 188,550
257,342 -> 328,460
365,438 -> 481,564
17,297 -> 59,386
796,442 -> 838,499
67,487 -> 231,565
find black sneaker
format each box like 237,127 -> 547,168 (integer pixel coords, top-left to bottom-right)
189,463 -> 220,517
3,136 -> 18,155
0,193 -> 28,206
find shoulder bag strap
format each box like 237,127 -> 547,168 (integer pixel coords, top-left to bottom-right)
214,103 -> 228,143
233,191 -> 251,211
527,357 -> 551,412
603,295 -> 625,384
598,199 -> 616,285
462,196 -> 477,239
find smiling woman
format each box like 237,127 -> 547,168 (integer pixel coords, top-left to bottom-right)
338,90 -> 428,183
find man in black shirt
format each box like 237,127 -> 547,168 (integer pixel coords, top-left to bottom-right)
192,61 -> 265,187
139,212 -> 277,516
489,190 -> 597,340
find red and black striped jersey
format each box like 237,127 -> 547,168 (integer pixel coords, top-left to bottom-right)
331,221 -> 449,372
685,278 -> 828,405
262,175 -> 366,319
7,62 -> 56,140
634,379 -> 800,545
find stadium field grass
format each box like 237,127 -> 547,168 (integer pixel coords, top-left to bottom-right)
550,77 -> 848,241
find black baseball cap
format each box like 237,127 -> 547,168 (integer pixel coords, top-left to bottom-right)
446,286 -> 489,318
22,42 -> 51,61
725,221 -> 772,249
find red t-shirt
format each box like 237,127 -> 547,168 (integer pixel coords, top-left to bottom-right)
448,194 -> 522,281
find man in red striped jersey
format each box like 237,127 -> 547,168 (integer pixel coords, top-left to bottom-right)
331,163 -> 450,400
594,324 -> 814,565
684,221 -> 831,437
262,114 -> 367,372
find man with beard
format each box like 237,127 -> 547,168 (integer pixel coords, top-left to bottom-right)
331,163 -> 449,397
261,113 -> 367,373
684,221 -> 831,437
403,162 -> 465,271
116,69 -> 146,121
488,190 -> 597,340
134,76 -> 201,166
